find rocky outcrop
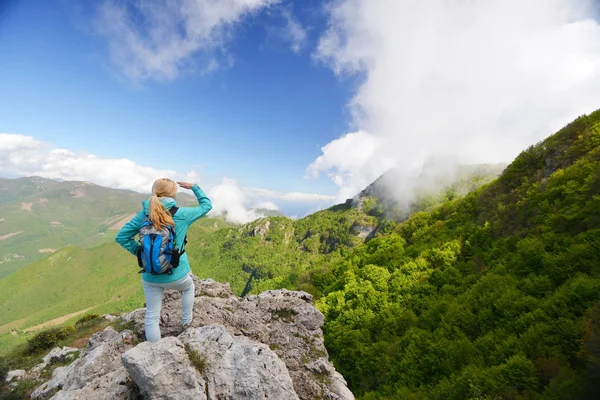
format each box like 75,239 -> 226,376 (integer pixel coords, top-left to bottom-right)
122,336 -> 204,399
5,369 -> 26,389
28,277 -> 353,400
124,277 -> 352,399
179,325 -> 299,400
30,328 -> 138,400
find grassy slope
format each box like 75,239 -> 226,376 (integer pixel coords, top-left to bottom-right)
0,178 -> 148,279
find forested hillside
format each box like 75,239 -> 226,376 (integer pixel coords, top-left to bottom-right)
310,112 -> 600,398
187,166 -> 502,297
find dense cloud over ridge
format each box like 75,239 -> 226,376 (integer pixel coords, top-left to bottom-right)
309,0 -> 600,201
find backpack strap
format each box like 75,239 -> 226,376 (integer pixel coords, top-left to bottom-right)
168,206 -> 187,252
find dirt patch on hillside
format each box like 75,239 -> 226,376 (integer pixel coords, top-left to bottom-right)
21,202 -> 32,211
0,218 -> 5,222
38,198 -> 49,204
109,213 -> 136,230
50,221 -> 62,226
38,248 -> 56,253
0,318 -> 28,335
0,231 -> 23,241
70,188 -> 86,198
23,307 -> 95,334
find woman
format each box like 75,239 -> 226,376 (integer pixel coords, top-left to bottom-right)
116,178 -> 212,342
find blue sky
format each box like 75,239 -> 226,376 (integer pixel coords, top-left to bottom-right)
0,1 -> 354,196
2,0 -> 600,221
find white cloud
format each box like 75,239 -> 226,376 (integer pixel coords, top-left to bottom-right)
282,9 -> 307,54
0,133 -> 176,192
0,133 -> 334,223
311,0 -> 600,199
246,187 -> 335,202
93,0 -> 280,82
207,178 -> 265,224
252,201 -> 279,210
306,131 -> 395,201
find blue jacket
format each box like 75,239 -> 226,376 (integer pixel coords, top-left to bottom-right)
115,184 -> 212,283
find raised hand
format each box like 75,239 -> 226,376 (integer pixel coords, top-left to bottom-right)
176,181 -> 194,190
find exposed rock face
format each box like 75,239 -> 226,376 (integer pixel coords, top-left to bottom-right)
41,347 -> 79,365
180,325 -> 299,400
122,336 -> 205,400
29,277 -> 354,400
124,277 -> 353,399
5,369 -> 26,383
30,327 -> 138,400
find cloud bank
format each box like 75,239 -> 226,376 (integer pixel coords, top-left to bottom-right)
310,0 -> 600,200
0,133 -> 333,224
93,0 -> 280,82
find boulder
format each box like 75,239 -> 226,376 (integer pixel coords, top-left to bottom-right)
51,368 -> 136,400
5,369 -> 26,383
31,326 -> 136,399
42,346 -> 79,364
180,325 -> 299,400
121,336 -> 205,400
102,314 -> 118,322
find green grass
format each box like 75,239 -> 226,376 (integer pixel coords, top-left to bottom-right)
0,177 -> 149,279
184,343 -> 207,375
0,242 -> 145,355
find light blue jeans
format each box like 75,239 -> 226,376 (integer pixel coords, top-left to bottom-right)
141,273 -> 195,342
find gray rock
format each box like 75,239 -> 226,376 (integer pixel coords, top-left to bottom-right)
42,346 -> 79,364
31,326 -> 134,400
194,277 -> 237,298
28,346 -> 78,381
179,325 -> 299,400
122,278 -> 354,400
31,365 -> 72,400
28,277 -> 352,400
121,336 -> 205,400
121,330 -> 137,345
50,368 -> 136,400
102,314 -> 118,321
5,369 -> 26,383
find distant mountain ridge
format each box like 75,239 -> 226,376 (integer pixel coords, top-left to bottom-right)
357,163 -> 507,220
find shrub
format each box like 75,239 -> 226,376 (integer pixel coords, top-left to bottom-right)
75,313 -> 101,327
25,326 -> 75,355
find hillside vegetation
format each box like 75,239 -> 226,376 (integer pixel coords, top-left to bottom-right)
188,166 -> 503,297
0,178 -> 147,279
309,111 -> 600,398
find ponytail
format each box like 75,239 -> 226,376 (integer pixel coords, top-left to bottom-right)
149,194 -> 174,229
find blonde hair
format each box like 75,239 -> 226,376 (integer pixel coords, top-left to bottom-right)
149,178 -> 177,228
